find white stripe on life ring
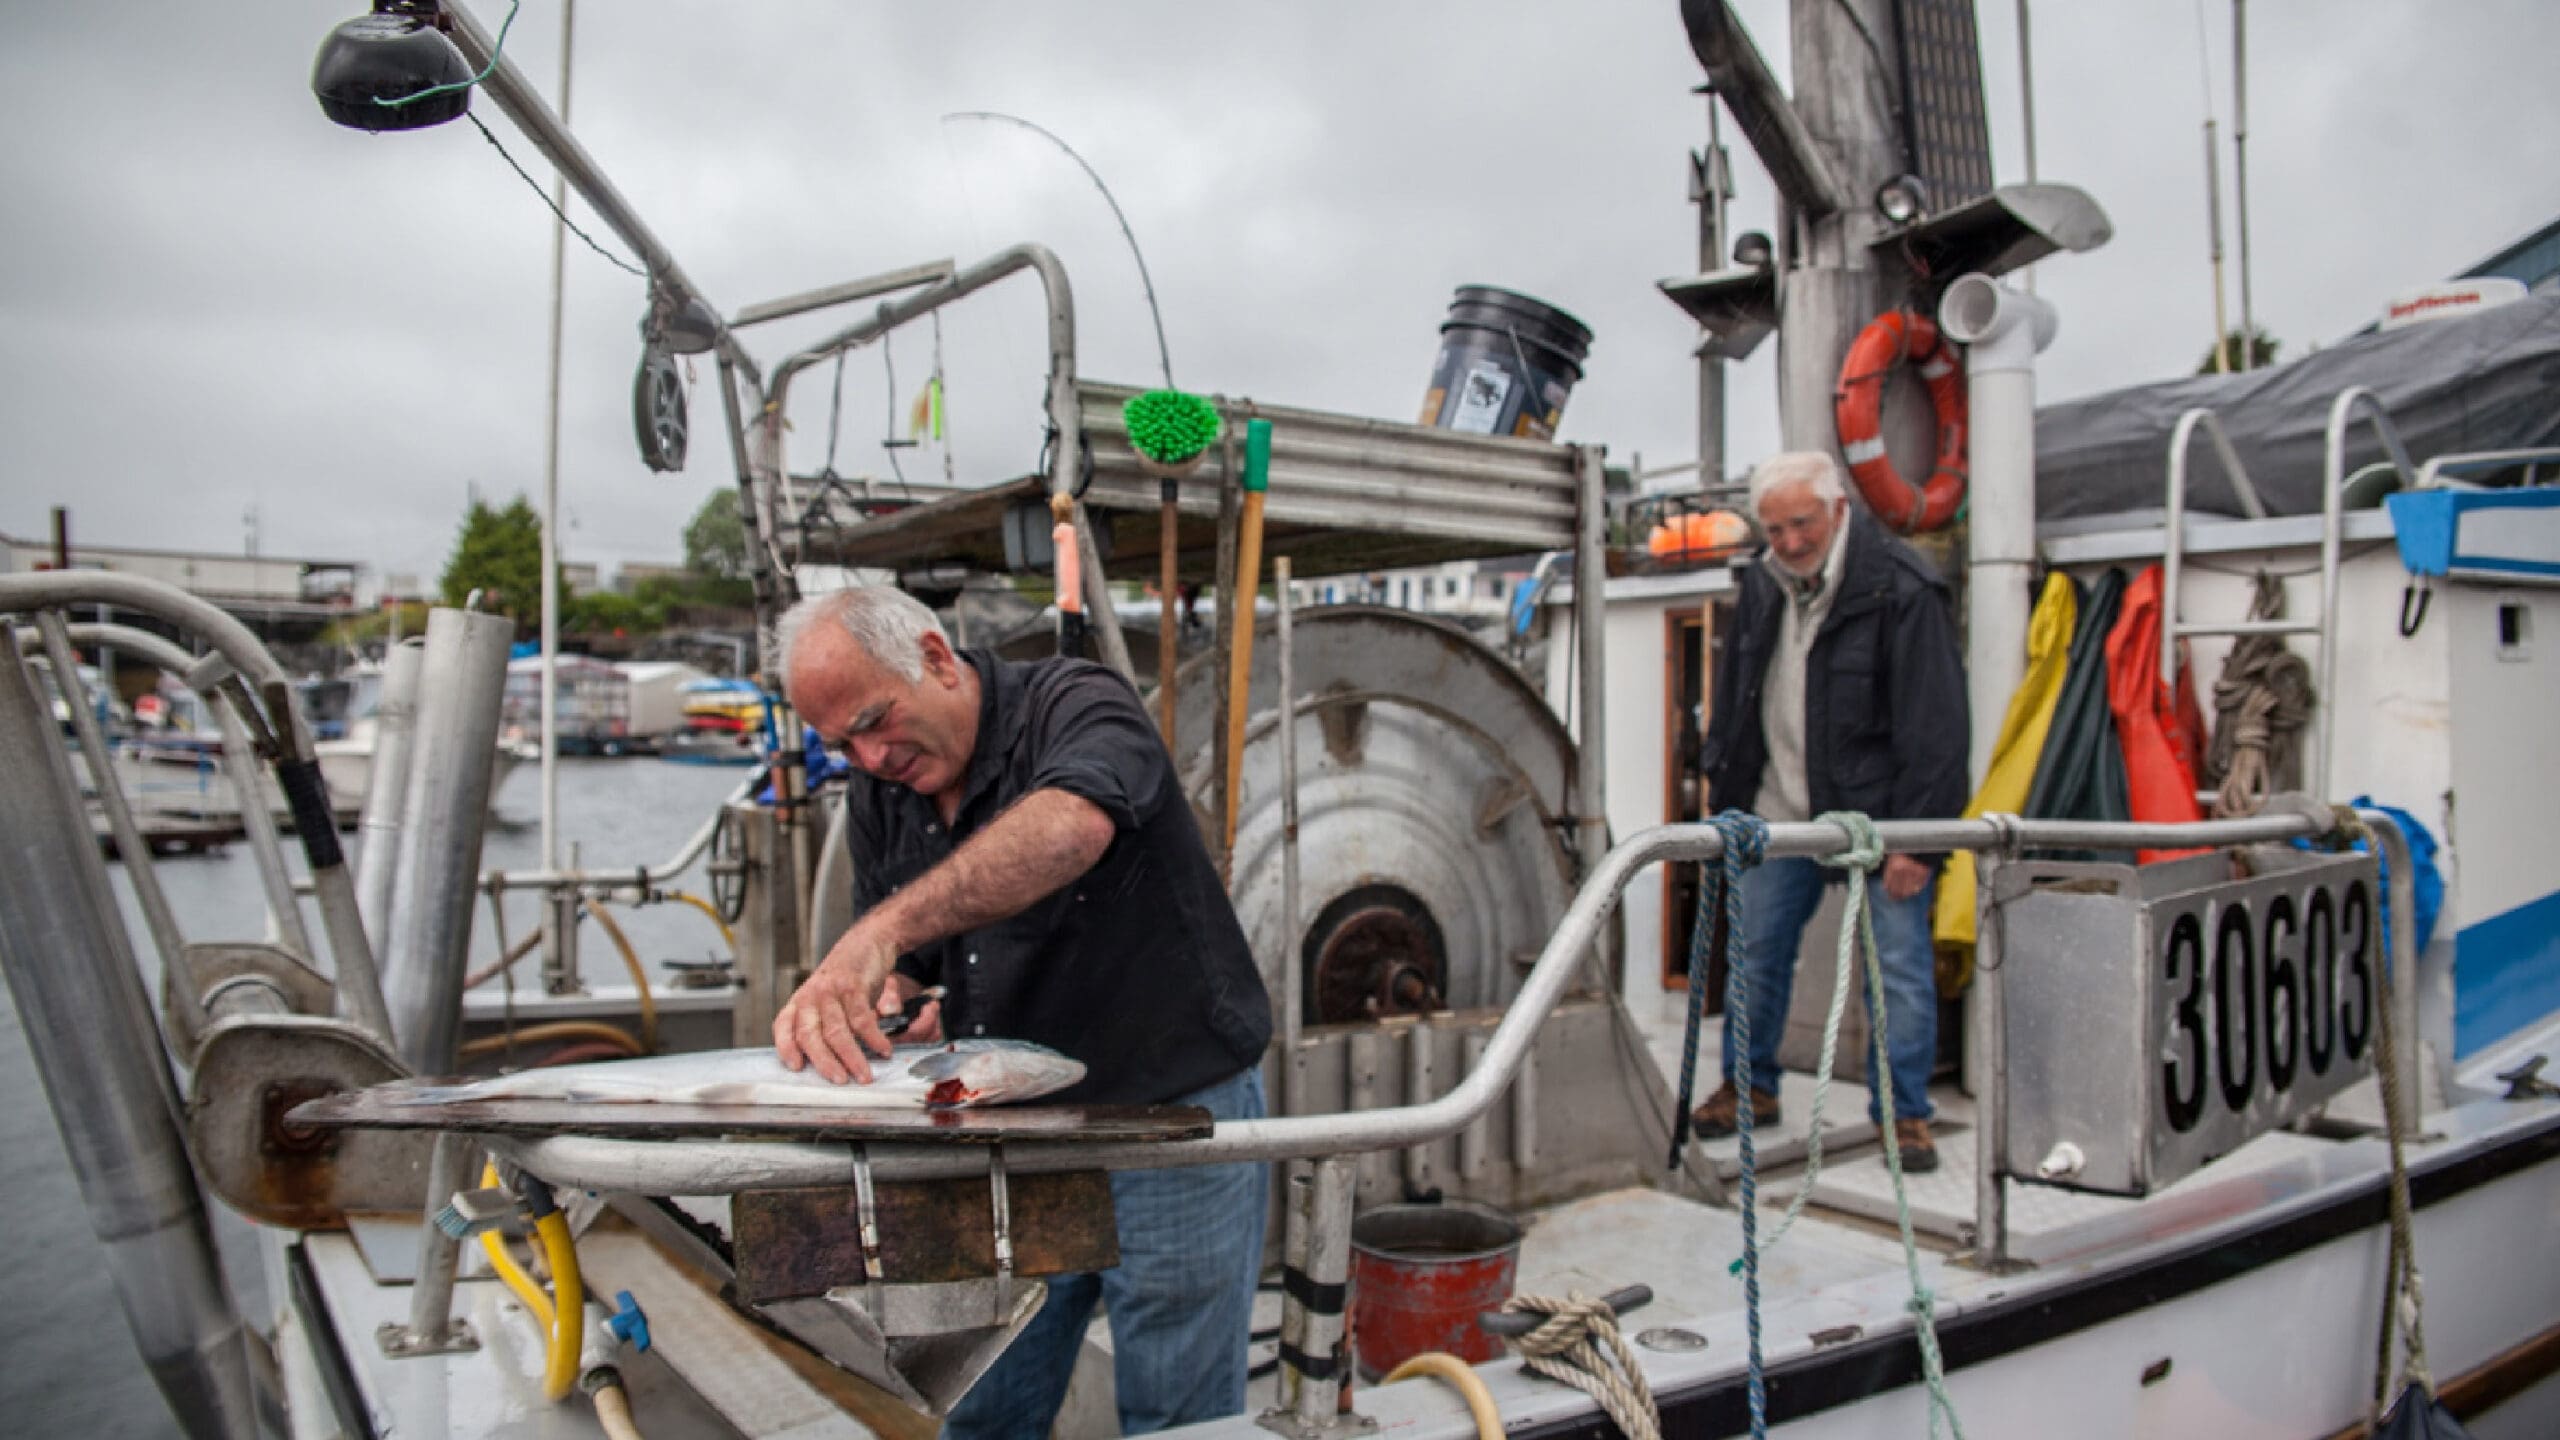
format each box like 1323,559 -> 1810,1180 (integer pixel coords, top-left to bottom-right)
1921,358 -> 1955,380
1843,437 -> 1888,465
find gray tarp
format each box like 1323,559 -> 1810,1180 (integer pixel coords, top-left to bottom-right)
2034,289 -> 2560,519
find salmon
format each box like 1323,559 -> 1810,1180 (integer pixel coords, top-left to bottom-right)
388,1039 -> 1085,1110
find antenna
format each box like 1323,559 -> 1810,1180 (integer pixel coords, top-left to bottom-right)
942,110 -> 1176,390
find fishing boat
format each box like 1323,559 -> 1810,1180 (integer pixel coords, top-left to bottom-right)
1,4 -> 2553,1440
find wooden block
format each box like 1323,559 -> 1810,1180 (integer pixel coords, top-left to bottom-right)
732,1171 -> 1119,1303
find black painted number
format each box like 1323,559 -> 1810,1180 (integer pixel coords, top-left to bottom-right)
2341,880 -> 2375,1062
2304,887 -> 2337,1076
2213,903 -> 2258,1113
2163,912 -> 2207,1134
2263,894 -> 2300,1091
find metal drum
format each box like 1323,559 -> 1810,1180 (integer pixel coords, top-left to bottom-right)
1169,607 -> 1581,1024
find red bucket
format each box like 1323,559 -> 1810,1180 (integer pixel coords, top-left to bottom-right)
1348,1203 -> 1523,1381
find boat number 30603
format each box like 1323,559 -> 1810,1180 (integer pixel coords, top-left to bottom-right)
2158,874 -> 2378,1135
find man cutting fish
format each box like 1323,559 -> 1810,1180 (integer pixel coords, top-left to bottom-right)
772,584 -> 1273,1440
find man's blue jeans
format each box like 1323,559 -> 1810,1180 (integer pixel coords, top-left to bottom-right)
942,1067 -> 1268,1439
1717,857 -> 1938,1123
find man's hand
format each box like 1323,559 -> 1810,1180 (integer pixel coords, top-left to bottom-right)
775,927 -> 898,1083
878,972 -> 945,1045
1881,853 -> 1932,902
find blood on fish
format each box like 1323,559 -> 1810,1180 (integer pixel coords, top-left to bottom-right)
926,1077 -> 972,1108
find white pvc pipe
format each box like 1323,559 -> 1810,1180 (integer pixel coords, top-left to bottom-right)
1939,274 -> 2057,788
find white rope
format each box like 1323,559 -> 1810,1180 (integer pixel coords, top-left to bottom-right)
1502,1292 -> 1661,1440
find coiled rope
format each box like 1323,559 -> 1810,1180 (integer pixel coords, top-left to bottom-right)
1500,1292 -> 1660,1440
2207,572 -> 2315,817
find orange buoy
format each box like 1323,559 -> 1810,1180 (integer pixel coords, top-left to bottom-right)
1833,311 -> 1968,533
1646,509 -> 1751,563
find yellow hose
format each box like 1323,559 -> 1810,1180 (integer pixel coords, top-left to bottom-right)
534,1209 -> 585,1403
580,898 -> 660,1052
476,1163 -> 554,1329
1385,1353 -> 1504,1440
456,1020 -> 644,1062
663,889 -> 738,956
474,1162 -> 586,1405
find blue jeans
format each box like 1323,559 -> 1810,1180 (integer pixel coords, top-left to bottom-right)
942,1067 -> 1269,1439
1717,857 -> 1938,1124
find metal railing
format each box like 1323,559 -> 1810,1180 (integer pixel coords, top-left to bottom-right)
0,571 -> 393,1042
486,807 -> 2376,1196
2411,446 -> 2560,492
2161,386 -> 2429,800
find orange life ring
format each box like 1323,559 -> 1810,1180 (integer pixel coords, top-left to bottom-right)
1832,311 -> 1968,533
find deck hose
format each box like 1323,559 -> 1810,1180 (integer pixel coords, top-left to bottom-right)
474,1161 -> 586,1403
1384,1353 -> 1504,1440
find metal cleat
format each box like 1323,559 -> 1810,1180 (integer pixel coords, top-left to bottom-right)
2495,1055 -> 2559,1101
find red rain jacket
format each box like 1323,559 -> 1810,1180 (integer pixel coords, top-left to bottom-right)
2105,565 -> 2210,863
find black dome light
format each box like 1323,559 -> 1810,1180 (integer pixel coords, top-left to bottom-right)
312,2 -> 475,133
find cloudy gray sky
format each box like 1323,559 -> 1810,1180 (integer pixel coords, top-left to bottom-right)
2,2 -> 2553,591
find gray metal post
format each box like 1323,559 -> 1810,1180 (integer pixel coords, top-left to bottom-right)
1276,556 -> 1303,1118
1970,844 -> 2013,1268
1295,1155 -> 1357,1425
383,1133 -> 478,1357
381,608 -> 516,1073
1273,1162 -> 1313,1417
355,639 -> 426,957
1573,446 -> 1612,883
0,630 -> 256,1440
210,694 -> 317,961
1695,90 -> 1731,486
1775,0 -> 1906,461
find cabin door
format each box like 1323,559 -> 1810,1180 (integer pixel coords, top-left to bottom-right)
1663,603 -> 1728,1000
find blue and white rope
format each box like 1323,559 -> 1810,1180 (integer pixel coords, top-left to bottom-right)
1830,812 -> 1965,1440
1691,811 -> 1770,1436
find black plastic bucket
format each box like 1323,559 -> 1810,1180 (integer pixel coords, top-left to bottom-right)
1417,286 -> 1594,441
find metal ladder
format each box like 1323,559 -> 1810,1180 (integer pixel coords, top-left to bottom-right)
2162,385 -> 2419,800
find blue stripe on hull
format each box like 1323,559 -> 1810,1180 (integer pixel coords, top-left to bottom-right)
2457,887 -> 2560,1056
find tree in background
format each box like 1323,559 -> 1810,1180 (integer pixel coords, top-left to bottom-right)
2197,326 -> 2281,376
684,489 -> 748,580
439,495 -> 550,634
679,488 -> 755,608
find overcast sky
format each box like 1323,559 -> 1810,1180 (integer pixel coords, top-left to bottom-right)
2,2 -> 2553,590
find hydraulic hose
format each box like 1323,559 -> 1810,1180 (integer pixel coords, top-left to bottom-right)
663,889 -> 739,955
1386,1353 -> 1504,1440
476,1162 -> 554,1331
580,899 -> 660,1051
478,1161 -> 587,1403
534,1207 -> 584,1403
457,1021 -> 644,1063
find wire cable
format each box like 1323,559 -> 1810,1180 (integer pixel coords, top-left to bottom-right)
374,0 -> 521,113
464,114 -> 647,279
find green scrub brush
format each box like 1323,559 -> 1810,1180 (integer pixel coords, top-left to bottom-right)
1122,388 -> 1223,741
1122,388 -> 1224,476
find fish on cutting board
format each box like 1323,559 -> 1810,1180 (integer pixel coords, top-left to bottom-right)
386,1039 -> 1086,1110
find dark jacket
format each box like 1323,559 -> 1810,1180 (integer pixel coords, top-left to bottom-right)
1698,511 -> 1969,828
856,651 -> 1272,1106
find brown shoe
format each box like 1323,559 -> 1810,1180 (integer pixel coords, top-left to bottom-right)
1893,1118 -> 1939,1174
1691,1083 -> 1781,1139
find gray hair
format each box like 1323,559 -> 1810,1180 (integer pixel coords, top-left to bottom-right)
1747,451 -> 1848,515
771,586 -> 947,702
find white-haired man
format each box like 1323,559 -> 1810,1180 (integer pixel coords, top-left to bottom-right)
1692,452 -> 1968,1169
772,585 -> 1272,1438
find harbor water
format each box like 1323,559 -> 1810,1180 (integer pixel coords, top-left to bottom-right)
0,757 -> 754,1437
